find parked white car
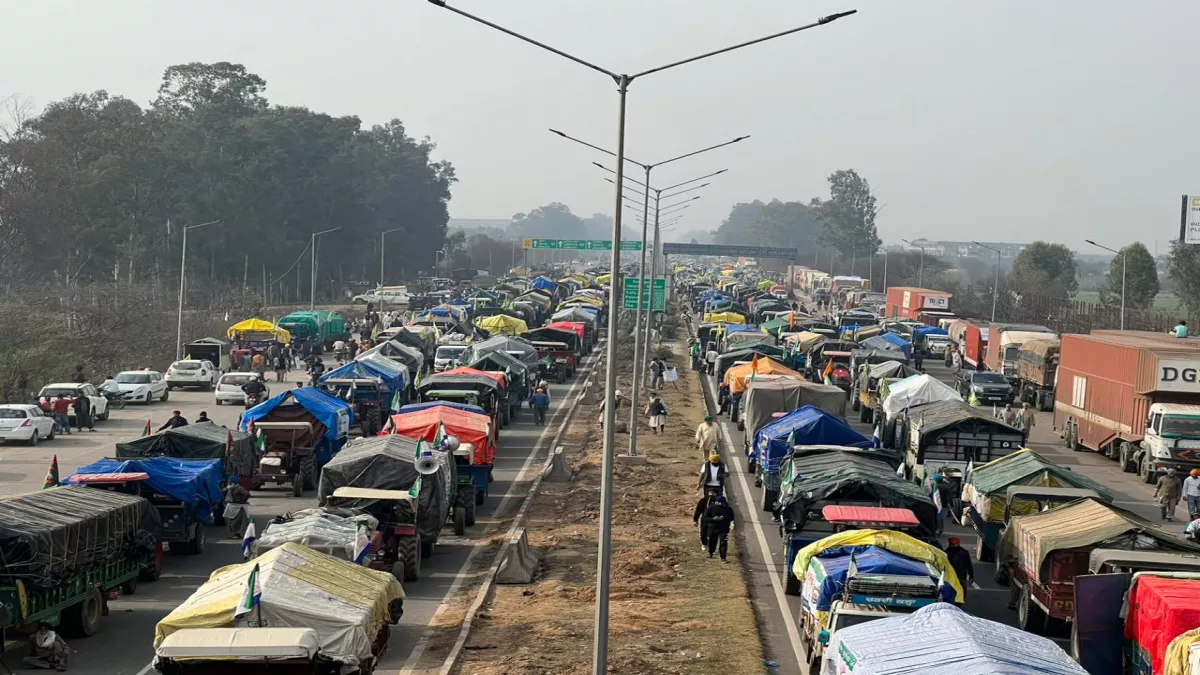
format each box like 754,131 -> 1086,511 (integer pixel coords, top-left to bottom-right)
0,404 -> 57,445
36,383 -> 111,422
214,373 -> 270,406
166,360 -> 218,390
117,370 -> 169,404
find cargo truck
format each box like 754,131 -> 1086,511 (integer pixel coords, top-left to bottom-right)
984,323 -> 1056,381
1054,331 -> 1200,484
884,287 -> 953,321
945,320 -> 988,369
1016,337 -> 1060,411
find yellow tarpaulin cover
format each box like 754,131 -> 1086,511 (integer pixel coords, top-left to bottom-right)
561,295 -> 603,308
724,358 -> 803,394
1164,628 -> 1200,675
784,331 -> 825,352
792,529 -> 965,603
703,312 -> 745,324
227,318 -> 290,344
475,314 -> 528,336
155,542 -> 403,665
595,273 -> 612,286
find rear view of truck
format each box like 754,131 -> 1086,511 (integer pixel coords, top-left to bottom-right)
1054,331 -> 1200,483
1017,337 -> 1060,411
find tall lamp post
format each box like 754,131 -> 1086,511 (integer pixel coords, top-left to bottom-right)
425,5 -> 856,672
972,241 -> 1002,322
902,239 -> 926,288
176,220 -> 222,360
380,227 -> 404,286
309,227 -> 341,309
1086,239 -> 1126,330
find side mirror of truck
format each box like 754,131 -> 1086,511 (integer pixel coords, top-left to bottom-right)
818,630 -> 830,645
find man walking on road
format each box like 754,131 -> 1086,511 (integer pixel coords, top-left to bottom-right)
1156,468 -> 1183,522
698,453 -> 729,496
1184,469 -> 1200,519
1001,403 -> 1018,427
695,415 -> 719,456
649,358 -> 665,390
529,387 -> 550,426
705,345 -> 719,375
703,495 -> 735,562
1016,402 -> 1037,436
693,488 -> 720,551
51,394 -> 71,435
944,536 -> 974,596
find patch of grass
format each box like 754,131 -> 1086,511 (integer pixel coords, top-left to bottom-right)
1074,291 -> 1183,313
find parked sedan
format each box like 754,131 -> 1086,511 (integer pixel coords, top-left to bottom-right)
117,370 -> 169,404
214,372 -> 270,406
0,404 -> 57,445
166,360 -> 218,390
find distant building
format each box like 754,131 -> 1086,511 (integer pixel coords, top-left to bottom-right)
898,239 -> 1028,260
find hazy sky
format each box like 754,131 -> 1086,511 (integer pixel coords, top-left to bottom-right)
4,1 -> 1197,250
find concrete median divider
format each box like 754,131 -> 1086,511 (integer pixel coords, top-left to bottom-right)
495,527 -> 539,584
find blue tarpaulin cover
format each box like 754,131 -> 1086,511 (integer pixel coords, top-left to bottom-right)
804,545 -> 957,611
914,325 -> 948,340
398,401 -> 487,416
318,355 -> 407,394
826,603 -> 1088,674
863,334 -> 911,358
241,387 -> 354,441
723,324 -> 759,335
65,457 -> 223,524
531,277 -> 560,295
755,405 -> 870,475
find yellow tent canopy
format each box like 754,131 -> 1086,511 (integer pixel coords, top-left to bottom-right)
703,312 -> 745,324
475,314 -> 528,336
792,529 -> 965,603
784,331 -> 826,353
227,318 -> 290,344
724,358 -> 803,394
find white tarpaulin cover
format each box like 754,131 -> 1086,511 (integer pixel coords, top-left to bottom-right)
881,374 -> 963,421
255,508 -> 379,560
155,542 -> 403,667
823,603 -> 1087,674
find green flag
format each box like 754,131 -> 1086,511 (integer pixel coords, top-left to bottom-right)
233,563 -> 262,618
408,474 -> 422,500
390,388 -> 402,413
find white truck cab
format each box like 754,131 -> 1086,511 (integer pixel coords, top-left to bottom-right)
1140,402 -> 1200,479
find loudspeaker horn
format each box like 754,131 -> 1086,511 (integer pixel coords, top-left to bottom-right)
415,454 -> 440,475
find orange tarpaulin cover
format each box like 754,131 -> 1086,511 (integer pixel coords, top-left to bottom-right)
389,407 -> 496,466
439,366 -> 508,388
723,358 -> 803,394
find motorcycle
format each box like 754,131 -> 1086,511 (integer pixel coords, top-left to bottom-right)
243,391 -> 264,410
334,347 -> 348,365
103,391 -> 126,410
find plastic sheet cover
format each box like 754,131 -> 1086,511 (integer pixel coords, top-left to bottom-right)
754,405 -> 870,478
317,435 -> 453,542
154,542 -> 403,667
962,449 -> 1114,522
802,545 -> 956,612
357,339 -> 425,376
255,508 -> 378,560
880,373 -> 962,420
116,421 -> 256,478
825,603 -> 1088,674
741,379 -> 847,447
66,457 -> 224,524
0,487 -> 158,588
792,529 -> 963,601
240,387 -> 354,440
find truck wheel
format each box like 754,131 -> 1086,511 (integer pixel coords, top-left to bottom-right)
398,535 -> 421,582
859,405 -> 870,423
1120,443 -> 1136,473
391,561 -> 406,584
976,537 -> 995,564
180,526 -> 205,555
761,488 -> 777,513
420,537 -> 436,559
475,489 -> 486,506
851,395 -> 860,412
465,499 -> 477,527
120,577 -> 138,595
300,456 -> 316,490
61,587 -> 104,638
1140,458 -> 1157,484
882,419 -> 897,448
292,474 -> 303,497
784,571 -> 801,596
1017,584 -> 1046,634
454,508 -> 466,536
557,369 -> 566,384
993,563 -> 1010,586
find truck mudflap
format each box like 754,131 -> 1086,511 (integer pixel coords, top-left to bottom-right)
1071,572 -> 1130,675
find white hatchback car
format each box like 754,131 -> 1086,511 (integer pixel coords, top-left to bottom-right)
117,370 -> 169,404
215,373 -> 270,406
166,360 -> 218,390
0,404 -> 57,445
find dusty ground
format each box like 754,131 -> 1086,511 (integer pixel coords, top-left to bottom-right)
458,320 -> 765,675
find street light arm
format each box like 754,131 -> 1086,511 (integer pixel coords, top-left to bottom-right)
658,200 -> 696,215
661,169 -> 727,192
661,182 -> 710,200
971,241 -> 1000,254
428,1 -> 618,80
632,11 -> 856,79
652,136 -> 749,168
185,219 -> 223,232
594,162 -> 652,189
605,177 -> 650,200
553,130 -> 647,168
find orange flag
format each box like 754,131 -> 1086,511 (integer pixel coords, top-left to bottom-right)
751,353 -> 760,371
43,455 -> 60,489
789,312 -> 796,331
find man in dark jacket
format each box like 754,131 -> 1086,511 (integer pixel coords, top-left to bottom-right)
692,488 -> 720,551
72,393 -> 94,432
698,454 -> 728,495
704,495 -> 735,562
159,410 -> 189,431
529,387 -> 551,426
944,536 -> 974,593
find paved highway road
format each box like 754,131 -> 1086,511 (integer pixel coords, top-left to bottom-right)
1,355 -> 591,674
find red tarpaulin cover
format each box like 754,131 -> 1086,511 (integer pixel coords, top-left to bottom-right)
1125,575 -> 1200,673
545,321 -> 585,339
389,407 -> 496,466
821,505 -> 920,528
439,366 -> 507,388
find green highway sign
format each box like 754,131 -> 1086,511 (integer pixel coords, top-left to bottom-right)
523,238 -> 642,251
622,277 -> 666,311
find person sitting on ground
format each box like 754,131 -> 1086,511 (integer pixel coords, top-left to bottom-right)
159,410 -> 189,431
24,621 -> 69,671
196,411 -> 211,423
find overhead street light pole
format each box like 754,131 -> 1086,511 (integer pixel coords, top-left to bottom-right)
380,227 -> 404,286
902,239 -> 926,289
1086,239 -> 1126,330
310,227 -> 342,309
972,241 -> 1002,322
425,4 -> 856,672
176,220 -> 222,360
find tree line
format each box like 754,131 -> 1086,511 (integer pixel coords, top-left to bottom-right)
0,62 -> 456,301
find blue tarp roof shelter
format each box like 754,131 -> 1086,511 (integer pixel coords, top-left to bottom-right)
318,356 -> 407,394
398,401 -> 487,416
914,325 -> 948,340
806,545 -> 958,610
880,332 -> 913,355
862,334 -> 911,358
755,405 -> 870,472
724,324 -> 759,335
65,457 -> 223,524
826,603 -> 1089,675
240,387 -> 354,441
531,276 -> 562,297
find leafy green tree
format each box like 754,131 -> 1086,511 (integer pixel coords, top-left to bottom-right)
1009,242 -> 1078,298
814,169 -> 881,258
508,202 -> 586,239
713,199 -> 824,261
1168,241 -> 1200,316
1098,242 -> 1159,310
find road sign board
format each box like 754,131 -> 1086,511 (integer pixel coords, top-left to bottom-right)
622,277 -> 666,311
522,239 -> 642,251
660,243 -> 797,259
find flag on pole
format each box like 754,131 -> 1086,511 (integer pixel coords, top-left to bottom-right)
408,474 -> 423,500
964,459 -> 975,486
872,424 -> 882,449
233,563 -> 262,618
390,388 -> 402,413
847,553 -> 859,580
255,427 -> 267,455
370,323 -> 380,342
789,312 -> 796,331
42,455 -> 60,489
933,486 -> 944,512
143,419 -> 153,437
353,522 -> 372,565
241,523 -> 257,561
895,462 -> 906,479
225,430 -> 234,467
935,568 -> 946,592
